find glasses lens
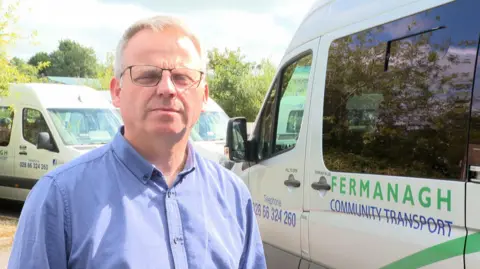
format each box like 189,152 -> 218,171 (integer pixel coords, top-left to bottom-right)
131,66 -> 163,86
129,65 -> 202,89
171,68 -> 202,90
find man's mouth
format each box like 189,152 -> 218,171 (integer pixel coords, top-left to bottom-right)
151,107 -> 179,113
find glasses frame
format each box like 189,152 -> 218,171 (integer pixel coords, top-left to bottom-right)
120,64 -> 205,91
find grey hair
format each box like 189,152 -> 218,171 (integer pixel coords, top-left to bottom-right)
114,15 -> 207,79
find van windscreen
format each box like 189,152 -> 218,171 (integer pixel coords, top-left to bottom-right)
191,110 -> 229,141
47,108 -> 122,145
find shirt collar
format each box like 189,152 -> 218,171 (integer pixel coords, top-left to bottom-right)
181,141 -> 196,175
110,126 -> 197,185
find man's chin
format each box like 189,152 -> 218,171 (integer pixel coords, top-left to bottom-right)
147,125 -> 187,137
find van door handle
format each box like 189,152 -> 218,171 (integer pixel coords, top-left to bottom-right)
19,152 -> 27,155
284,178 -> 301,188
311,181 -> 331,191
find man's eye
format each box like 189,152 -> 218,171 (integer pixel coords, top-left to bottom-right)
172,74 -> 194,83
135,73 -> 160,82
173,75 -> 188,80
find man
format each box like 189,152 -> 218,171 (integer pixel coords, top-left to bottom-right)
8,15 -> 266,269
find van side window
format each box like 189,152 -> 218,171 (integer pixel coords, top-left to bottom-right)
22,108 -> 51,146
286,110 -> 303,133
257,80 -> 278,160
273,53 -> 312,153
257,52 -> 313,160
0,107 -> 14,147
322,4 -> 479,180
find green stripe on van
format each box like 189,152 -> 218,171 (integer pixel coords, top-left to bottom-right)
380,232 -> 480,269
466,232 -> 480,254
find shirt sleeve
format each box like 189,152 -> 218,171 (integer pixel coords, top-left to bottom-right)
8,176 -> 69,269
239,195 -> 267,269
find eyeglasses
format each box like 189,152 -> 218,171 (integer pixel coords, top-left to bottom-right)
120,65 -> 204,91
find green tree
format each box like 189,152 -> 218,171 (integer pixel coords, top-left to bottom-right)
28,52 -> 50,76
47,39 -> 98,78
207,47 -> 276,121
95,51 -> 114,90
247,58 -> 277,111
10,57 -> 39,78
0,1 -> 49,97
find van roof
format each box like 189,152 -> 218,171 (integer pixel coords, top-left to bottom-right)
285,0 -> 450,55
98,91 -> 113,103
1,83 -> 114,109
204,98 -> 225,112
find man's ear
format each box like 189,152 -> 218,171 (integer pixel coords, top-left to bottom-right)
110,77 -> 121,108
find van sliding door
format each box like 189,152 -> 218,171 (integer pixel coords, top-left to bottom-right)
464,19 -> 480,269
308,0 -> 479,268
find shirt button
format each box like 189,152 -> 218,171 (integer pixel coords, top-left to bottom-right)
173,238 -> 177,244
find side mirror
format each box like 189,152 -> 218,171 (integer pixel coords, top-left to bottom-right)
37,132 -> 55,151
225,117 -> 249,162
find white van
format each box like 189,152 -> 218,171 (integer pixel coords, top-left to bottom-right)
224,0 -> 480,268
190,98 -> 232,165
0,83 -> 122,201
97,91 -> 122,121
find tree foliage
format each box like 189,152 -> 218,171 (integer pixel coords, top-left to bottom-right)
0,1 -> 49,97
39,39 -> 98,78
28,51 -> 50,76
207,48 -> 276,121
95,51 -> 115,90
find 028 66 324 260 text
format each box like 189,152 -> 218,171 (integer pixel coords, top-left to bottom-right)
253,202 -> 296,228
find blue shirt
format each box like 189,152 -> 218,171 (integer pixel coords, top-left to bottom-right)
8,127 -> 266,269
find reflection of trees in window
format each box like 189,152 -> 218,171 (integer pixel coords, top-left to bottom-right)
322,3 -> 478,180
286,110 -> 304,133
257,52 -> 313,159
280,54 -> 313,99
0,107 -> 13,146
274,53 -> 312,153
22,108 -> 50,145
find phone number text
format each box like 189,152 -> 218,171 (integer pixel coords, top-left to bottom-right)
253,202 -> 296,227
19,161 -> 48,170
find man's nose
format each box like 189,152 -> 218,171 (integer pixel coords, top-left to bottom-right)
155,72 -> 177,97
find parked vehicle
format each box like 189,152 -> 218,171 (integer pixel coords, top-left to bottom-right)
224,0 -> 480,268
0,83 -> 122,201
190,98 -> 232,166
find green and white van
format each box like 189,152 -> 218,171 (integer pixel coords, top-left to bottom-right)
225,0 -> 480,268
0,83 -> 122,201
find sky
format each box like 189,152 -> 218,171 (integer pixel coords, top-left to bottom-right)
4,0 -> 317,67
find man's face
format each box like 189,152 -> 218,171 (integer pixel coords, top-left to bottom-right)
110,27 -> 208,139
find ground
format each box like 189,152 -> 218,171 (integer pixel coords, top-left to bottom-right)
0,216 -> 17,250
0,216 -> 17,268
0,201 -> 22,268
